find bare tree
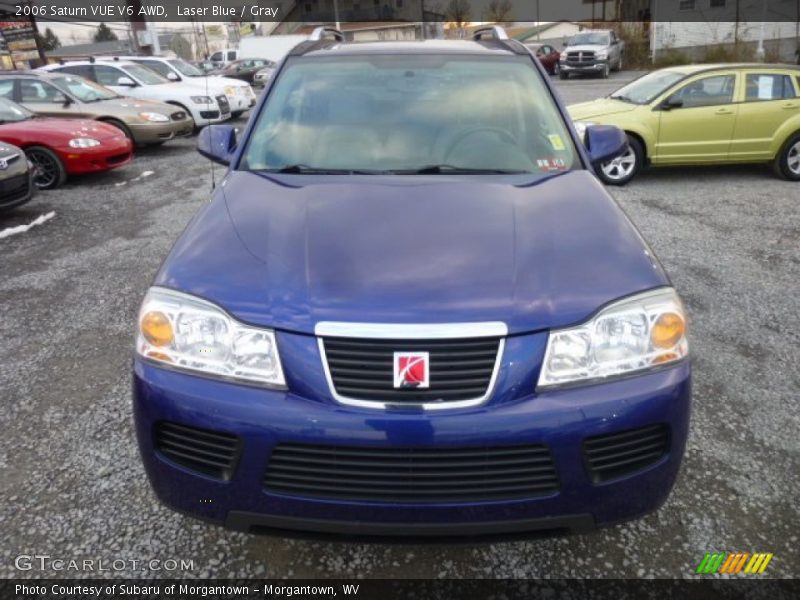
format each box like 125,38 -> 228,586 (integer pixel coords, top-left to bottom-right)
445,0 -> 472,38
485,0 -> 513,24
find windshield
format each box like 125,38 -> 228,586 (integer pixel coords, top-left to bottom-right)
241,55 -> 579,176
609,70 -> 686,104
169,59 -> 205,77
53,75 -> 118,102
125,64 -> 169,85
568,33 -> 609,46
0,97 -> 32,122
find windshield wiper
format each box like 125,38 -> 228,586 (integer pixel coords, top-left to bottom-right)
393,164 -> 529,175
609,94 -> 638,104
267,164 -> 385,175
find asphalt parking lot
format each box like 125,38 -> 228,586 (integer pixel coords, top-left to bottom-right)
1,72 -> 798,579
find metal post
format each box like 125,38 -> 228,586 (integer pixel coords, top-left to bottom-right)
334,0 -> 341,30
755,0 -> 767,61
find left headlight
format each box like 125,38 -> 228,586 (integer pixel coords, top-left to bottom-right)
223,86 -> 235,97
537,287 -> 688,389
190,95 -> 213,104
68,138 -> 101,148
596,50 -> 608,59
139,111 -> 170,122
136,287 -> 286,388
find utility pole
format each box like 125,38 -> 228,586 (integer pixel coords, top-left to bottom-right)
27,0 -> 47,65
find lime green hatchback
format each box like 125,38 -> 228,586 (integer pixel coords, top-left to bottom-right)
568,64 -> 800,184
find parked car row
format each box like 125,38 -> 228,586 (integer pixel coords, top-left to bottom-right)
0,58 -> 257,208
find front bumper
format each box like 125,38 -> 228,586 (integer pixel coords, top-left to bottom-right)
61,139 -> 133,175
129,118 -> 194,145
0,166 -> 35,211
133,329 -> 691,539
560,60 -> 609,74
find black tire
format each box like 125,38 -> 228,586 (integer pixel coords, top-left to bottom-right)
25,145 -> 67,190
773,133 -> 800,181
601,62 -> 610,78
231,110 -> 244,119
616,54 -> 623,72
101,118 -> 133,141
596,135 -> 644,186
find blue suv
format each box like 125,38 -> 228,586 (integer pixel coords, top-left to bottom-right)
133,27 -> 691,538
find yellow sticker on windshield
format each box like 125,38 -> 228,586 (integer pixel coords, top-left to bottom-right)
548,134 -> 566,151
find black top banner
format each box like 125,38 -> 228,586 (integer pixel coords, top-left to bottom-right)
1,0 -> 799,23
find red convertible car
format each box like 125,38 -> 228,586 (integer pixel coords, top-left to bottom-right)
0,97 -> 132,189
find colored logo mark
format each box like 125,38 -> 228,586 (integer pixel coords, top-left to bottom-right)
696,552 -> 773,575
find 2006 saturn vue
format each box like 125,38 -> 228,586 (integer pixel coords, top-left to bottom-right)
133,28 -> 691,538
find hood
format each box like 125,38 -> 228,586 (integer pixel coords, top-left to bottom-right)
103,97 -> 174,113
568,98 -> 639,121
564,44 -> 608,53
155,170 -> 668,335
3,117 -> 122,140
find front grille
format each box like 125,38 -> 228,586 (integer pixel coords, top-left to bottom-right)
264,443 -> 559,502
216,95 -> 230,114
106,152 -> 130,166
170,110 -> 187,121
321,337 -> 501,404
583,424 -> 669,483
155,421 -> 240,480
566,51 -> 596,63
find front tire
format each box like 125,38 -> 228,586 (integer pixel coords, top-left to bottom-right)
601,62 -> 610,78
597,135 -> 643,186
616,54 -> 623,72
25,145 -> 67,190
773,133 -> 800,181
231,110 -> 244,119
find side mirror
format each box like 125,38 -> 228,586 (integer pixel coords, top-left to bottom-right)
167,71 -> 180,81
197,124 -> 237,166
117,76 -> 136,87
660,96 -> 683,110
584,124 -> 627,165
54,93 -> 71,105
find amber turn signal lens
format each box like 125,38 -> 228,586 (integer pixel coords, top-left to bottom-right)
651,312 -> 685,349
141,311 -> 174,346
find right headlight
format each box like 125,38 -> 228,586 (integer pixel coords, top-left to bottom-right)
560,51 -> 568,60
537,287 -> 688,389
136,287 -> 286,388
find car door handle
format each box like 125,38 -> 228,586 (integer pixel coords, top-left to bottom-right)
715,108 -> 734,115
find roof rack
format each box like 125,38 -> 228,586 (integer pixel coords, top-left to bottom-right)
472,25 -> 509,41
58,56 -> 95,65
308,26 -> 344,42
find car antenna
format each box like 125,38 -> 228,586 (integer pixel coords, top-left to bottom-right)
200,0 -> 216,191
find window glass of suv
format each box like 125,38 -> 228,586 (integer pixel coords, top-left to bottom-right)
610,70 -> 685,104
168,59 -> 205,77
744,74 -> 796,101
670,74 -> 735,108
123,64 -> 169,85
93,65 -> 127,87
131,59 -> 173,79
241,54 -> 579,176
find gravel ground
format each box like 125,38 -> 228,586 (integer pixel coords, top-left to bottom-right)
1,73 -> 798,580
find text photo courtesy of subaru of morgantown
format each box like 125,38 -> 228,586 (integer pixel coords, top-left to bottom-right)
1,2 -> 798,597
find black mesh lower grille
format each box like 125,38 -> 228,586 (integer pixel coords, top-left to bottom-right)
264,443 -> 559,503
155,421 -> 240,480
583,424 -> 669,483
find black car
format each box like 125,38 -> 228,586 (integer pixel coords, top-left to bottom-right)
0,141 -> 35,212
212,58 -> 276,84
